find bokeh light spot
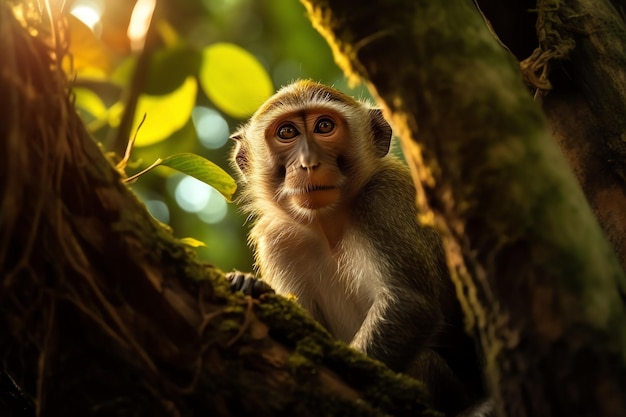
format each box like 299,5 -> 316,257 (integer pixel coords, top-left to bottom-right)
128,0 -> 156,51
70,0 -> 104,31
198,189 -> 228,224
192,107 -> 230,149
175,176 -> 211,213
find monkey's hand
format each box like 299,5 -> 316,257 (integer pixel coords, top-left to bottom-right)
226,270 -> 275,298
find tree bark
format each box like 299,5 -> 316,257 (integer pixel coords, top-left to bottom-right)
301,0 -> 626,416
538,0 -> 626,269
0,4 -> 435,416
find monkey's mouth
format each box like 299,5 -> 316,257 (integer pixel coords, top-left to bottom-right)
289,184 -> 340,210
305,185 -> 336,193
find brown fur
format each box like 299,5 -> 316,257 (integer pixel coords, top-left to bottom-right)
231,80 -> 487,416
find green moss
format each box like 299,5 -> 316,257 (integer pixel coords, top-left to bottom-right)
255,294 -> 330,341
254,294 -> 439,416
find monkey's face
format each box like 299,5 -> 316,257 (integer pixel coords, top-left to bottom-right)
231,80 -> 393,221
268,109 -> 350,212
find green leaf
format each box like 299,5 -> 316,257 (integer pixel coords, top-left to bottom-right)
73,87 -> 108,119
160,153 -> 237,202
129,119 -> 198,167
132,76 -> 198,146
199,43 -> 273,118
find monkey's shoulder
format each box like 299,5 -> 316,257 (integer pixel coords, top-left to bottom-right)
361,158 -> 415,198
355,160 -> 420,226
356,160 -> 448,277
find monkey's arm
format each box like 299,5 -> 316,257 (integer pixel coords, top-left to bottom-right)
350,284 -> 445,371
352,164 -> 450,371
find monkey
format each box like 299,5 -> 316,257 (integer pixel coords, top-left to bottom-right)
228,80 -> 488,416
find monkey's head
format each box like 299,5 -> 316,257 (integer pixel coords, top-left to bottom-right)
230,80 -> 392,220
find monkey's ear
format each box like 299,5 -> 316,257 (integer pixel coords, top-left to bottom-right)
235,145 -> 249,173
229,129 -> 244,141
230,130 -> 250,177
369,109 -> 392,158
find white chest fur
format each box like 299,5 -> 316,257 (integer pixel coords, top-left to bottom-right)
252,218 -> 383,343
254,219 -> 384,344
318,230 -> 385,342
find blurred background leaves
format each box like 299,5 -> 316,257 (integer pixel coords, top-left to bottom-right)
66,0 -> 370,272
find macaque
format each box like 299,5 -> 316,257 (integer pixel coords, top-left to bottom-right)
229,80 -> 487,416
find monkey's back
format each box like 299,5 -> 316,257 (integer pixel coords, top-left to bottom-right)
354,158 -> 486,407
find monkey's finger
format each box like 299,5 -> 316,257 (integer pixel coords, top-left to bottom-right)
240,276 -> 274,297
239,276 -> 253,294
226,270 -> 274,298
225,270 -> 250,291
251,279 -> 274,298
228,274 -> 245,292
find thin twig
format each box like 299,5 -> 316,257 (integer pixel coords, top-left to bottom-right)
124,157 -> 163,183
117,112 -> 147,172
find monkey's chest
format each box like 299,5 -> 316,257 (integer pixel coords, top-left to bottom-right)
255,220 -> 382,344
312,238 -> 382,343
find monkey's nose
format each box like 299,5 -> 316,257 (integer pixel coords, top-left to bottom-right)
301,161 -> 320,171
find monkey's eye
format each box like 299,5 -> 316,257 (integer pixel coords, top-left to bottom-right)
277,124 -> 299,140
314,118 -> 335,134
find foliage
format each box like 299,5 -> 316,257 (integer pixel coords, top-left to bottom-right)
65,0 -> 358,272
126,152 -> 237,203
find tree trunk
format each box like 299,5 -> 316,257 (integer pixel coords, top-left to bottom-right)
538,0 -> 626,270
0,4 -> 435,416
301,0 -> 626,416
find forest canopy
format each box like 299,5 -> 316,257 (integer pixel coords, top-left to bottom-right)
60,0 -> 363,274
